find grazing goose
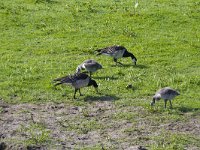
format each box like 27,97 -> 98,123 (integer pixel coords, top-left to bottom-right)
151,87 -> 180,108
53,73 -> 98,99
76,59 -> 103,77
95,45 -> 137,65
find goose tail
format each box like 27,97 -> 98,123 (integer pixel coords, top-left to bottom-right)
53,76 -> 65,82
54,82 -> 63,86
95,49 -> 103,55
53,75 -> 72,86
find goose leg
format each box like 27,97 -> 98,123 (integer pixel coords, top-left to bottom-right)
164,99 -> 167,108
169,100 -> 173,108
74,89 -> 78,99
79,89 -> 83,96
114,58 -> 123,65
114,58 -> 118,65
89,72 -> 92,77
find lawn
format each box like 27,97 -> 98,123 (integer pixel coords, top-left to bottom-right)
0,0 -> 200,149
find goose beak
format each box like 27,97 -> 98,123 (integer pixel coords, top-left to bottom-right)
132,59 -> 137,65
150,101 -> 155,106
150,98 -> 155,106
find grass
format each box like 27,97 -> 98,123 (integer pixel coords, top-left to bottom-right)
150,132 -> 199,150
0,0 -> 200,149
19,123 -> 51,145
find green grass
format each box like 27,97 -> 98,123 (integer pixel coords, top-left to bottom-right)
19,123 -> 51,145
0,0 -> 200,149
150,132 -> 200,150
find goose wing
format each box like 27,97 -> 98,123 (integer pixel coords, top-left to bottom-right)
54,73 -> 89,85
96,45 -> 126,54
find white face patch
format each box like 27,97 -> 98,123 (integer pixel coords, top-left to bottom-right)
153,93 -> 161,101
82,64 -> 86,69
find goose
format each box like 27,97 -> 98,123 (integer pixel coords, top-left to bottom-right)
53,73 -> 98,99
95,45 -> 137,65
76,59 -> 103,77
151,87 -> 180,108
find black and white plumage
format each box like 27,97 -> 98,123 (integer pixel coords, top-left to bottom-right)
76,59 -> 103,77
151,87 -> 180,108
95,45 -> 137,65
53,73 -> 98,99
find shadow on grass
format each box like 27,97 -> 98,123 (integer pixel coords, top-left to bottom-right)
93,76 -> 118,80
176,106 -> 200,113
84,94 -> 119,102
111,64 -> 148,69
111,64 -> 132,67
35,0 -> 58,4
134,64 -> 148,69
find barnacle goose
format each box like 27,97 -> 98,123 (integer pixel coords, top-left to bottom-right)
53,73 -> 98,99
151,87 -> 180,108
96,45 -> 137,65
76,59 -> 102,77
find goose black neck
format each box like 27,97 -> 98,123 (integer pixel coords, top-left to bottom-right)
123,51 -> 136,60
88,79 -> 98,88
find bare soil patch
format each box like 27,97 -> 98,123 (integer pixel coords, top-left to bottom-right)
0,100 -> 199,149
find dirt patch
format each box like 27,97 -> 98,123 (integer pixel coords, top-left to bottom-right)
166,119 -> 200,135
0,100 -> 200,149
